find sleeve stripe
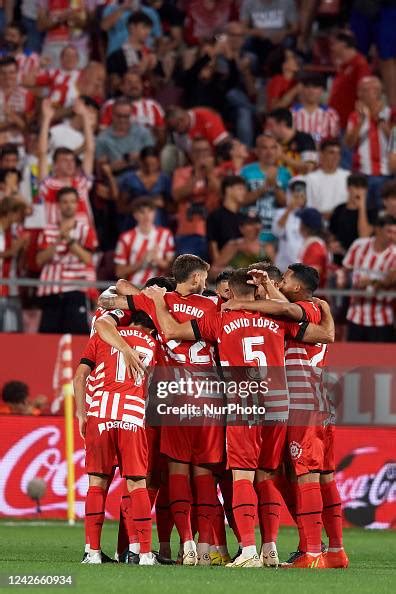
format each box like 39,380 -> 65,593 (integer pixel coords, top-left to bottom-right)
80,357 -> 95,370
296,321 -> 309,342
191,319 -> 202,341
127,295 -> 135,312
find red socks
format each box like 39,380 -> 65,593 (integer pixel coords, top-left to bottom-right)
129,488 -> 152,554
219,473 -> 240,542
193,474 -> 217,544
256,479 -> 281,544
213,496 -> 227,547
232,479 -> 257,548
155,483 -> 174,545
169,474 -> 193,542
296,482 -> 323,554
85,486 -> 106,551
117,482 -> 131,555
321,480 -> 343,549
148,486 -> 158,510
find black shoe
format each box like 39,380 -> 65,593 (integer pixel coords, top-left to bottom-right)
81,552 -> 89,564
283,550 -> 304,565
118,549 -> 129,564
127,551 -> 140,565
101,551 -> 117,563
153,551 -> 175,565
231,547 -> 242,562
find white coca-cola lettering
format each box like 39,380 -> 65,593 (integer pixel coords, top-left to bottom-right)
337,463 -> 396,507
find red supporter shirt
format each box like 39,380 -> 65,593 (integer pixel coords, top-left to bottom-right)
193,309 -> 301,422
285,300 -> 328,414
114,226 -> 175,288
266,75 -> 297,109
39,174 -> 94,228
174,108 -> 228,154
35,68 -> 81,108
81,327 -> 158,425
37,220 -> 97,296
329,53 -> 371,129
346,108 -> 392,176
300,237 -> 328,287
128,291 -> 218,366
100,98 -> 165,129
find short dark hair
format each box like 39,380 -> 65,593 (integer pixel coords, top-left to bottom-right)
301,73 -> 326,88
333,30 -> 357,49
127,11 -> 153,28
347,173 -> 368,188
215,270 -> 232,285
228,268 -> 256,297
267,47 -> 294,77
221,175 -> 246,197
144,276 -> 176,292
130,310 -> 156,331
131,197 -> 156,213
320,138 -> 341,152
57,187 -> 78,202
140,146 -> 160,160
247,259 -> 273,272
7,21 -> 26,36
0,144 -> 19,159
374,213 -> 396,228
268,108 -> 293,128
2,380 -> 28,404
381,180 -> 396,200
288,263 -> 319,294
113,97 -> 132,110
53,147 -> 75,162
172,254 -> 209,283
79,95 -> 100,112
0,168 -> 21,183
0,56 -> 17,69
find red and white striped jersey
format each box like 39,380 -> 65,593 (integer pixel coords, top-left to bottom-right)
0,227 -> 12,297
343,237 -> 396,326
346,108 -> 392,175
100,97 -> 165,129
37,220 -> 97,296
0,87 -> 35,122
39,174 -> 94,228
128,291 -> 218,367
285,300 -> 328,414
114,226 -> 175,288
15,52 -> 40,83
292,104 -> 340,145
195,310 -> 301,422
36,68 -> 81,108
81,327 -> 158,425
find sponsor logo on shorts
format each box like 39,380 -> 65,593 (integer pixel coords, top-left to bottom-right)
289,440 -> 302,460
98,421 -> 138,434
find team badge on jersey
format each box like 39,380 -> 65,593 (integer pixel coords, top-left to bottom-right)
289,441 -> 303,460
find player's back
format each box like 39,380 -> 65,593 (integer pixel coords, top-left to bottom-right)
83,326 -> 158,426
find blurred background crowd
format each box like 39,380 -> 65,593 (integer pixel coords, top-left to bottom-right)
1,0 -> 396,344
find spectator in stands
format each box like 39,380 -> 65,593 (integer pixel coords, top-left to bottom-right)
350,0 -> 396,108
241,133 -> 290,242
345,76 -> 392,209
172,136 -> 221,259
0,168 -> 22,200
37,0 -> 90,68
329,173 -> 376,266
21,0 -> 43,53
106,11 -> 157,85
101,0 -> 162,57
0,56 -> 35,139
0,381 -> 40,415
38,98 -> 95,228
0,196 -> 28,332
328,30 -> 371,130
297,207 -> 328,286
95,97 -> 155,177
114,197 -> 174,287
0,144 -> 19,169
207,175 -> 246,262
266,47 -> 300,111
272,176 -> 306,271
165,105 -> 230,155
100,71 -> 166,144
1,21 -> 41,83
36,187 -> 97,334
381,180 -> 396,218
306,139 -> 349,218
291,74 -> 340,146
212,214 -> 271,276
265,108 -> 317,173
216,138 -> 250,176
118,146 -> 172,232
241,0 -> 299,66
184,0 -> 237,45
342,214 -> 396,342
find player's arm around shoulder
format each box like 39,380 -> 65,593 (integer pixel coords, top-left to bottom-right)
300,298 -> 335,344
141,286 -> 195,341
97,279 -> 140,310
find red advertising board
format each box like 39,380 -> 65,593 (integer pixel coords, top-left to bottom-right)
0,416 -> 395,529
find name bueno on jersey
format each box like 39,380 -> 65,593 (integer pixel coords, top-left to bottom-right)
81,327 -> 158,426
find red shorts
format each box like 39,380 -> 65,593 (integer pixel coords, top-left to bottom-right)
227,424 -> 287,470
160,425 -> 224,466
85,416 -> 148,478
287,425 -> 325,476
321,424 -> 335,472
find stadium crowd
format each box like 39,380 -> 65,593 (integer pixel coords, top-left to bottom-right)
1,0 -> 396,342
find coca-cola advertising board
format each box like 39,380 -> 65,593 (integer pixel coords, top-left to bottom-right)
0,416 -> 395,528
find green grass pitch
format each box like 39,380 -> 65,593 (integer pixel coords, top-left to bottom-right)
0,522 -> 394,594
